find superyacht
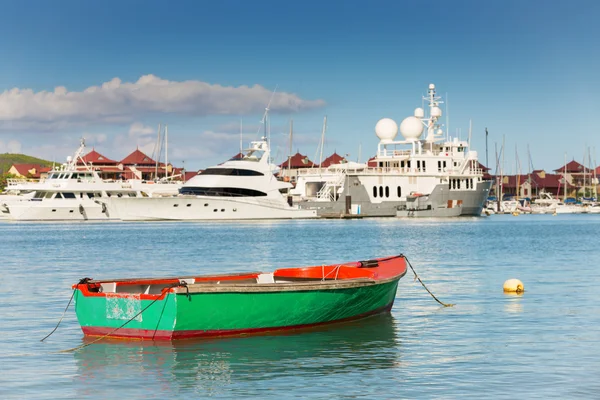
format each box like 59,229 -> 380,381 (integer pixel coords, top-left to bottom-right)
291,84 -> 492,217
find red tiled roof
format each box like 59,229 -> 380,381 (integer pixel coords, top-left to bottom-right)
79,149 -> 118,165
185,171 -> 199,181
279,152 -> 315,169
120,149 -> 156,165
553,160 -> 591,174
477,162 -> 491,172
10,163 -> 44,177
532,172 -> 575,189
320,152 -> 347,168
129,166 -> 168,173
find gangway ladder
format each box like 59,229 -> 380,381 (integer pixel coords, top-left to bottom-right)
317,173 -> 346,201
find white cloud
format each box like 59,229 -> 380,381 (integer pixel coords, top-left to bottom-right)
112,122 -> 159,158
81,133 -> 108,146
0,140 -> 22,153
0,75 -> 326,131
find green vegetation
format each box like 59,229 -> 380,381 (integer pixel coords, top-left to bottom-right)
0,153 -> 54,175
0,172 -> 21,191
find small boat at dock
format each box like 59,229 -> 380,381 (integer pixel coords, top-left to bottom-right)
73,254 -> 407,340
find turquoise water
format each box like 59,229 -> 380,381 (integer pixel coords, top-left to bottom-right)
1,215 -> 600,398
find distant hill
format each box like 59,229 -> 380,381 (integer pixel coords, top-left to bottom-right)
0,153 -> 54,174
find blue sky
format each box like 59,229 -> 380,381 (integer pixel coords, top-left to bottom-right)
1,0 -> 599,173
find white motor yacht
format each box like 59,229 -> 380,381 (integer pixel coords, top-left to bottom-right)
1,140 -> 182,221
104,138 -> 317,221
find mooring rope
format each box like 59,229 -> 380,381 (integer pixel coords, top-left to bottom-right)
41,277 -> 92,342
58,290 -> 169,353
47,280 -> 185,353
401,254 -> 454,308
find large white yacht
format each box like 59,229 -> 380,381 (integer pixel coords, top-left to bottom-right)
291,83 -> 492,217
1,140 -> 182,221
103,138 -> 318,221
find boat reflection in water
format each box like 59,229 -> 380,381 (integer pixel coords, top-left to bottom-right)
73,313 -> 400,396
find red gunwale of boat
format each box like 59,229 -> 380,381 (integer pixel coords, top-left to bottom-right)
73,254 -> 407,300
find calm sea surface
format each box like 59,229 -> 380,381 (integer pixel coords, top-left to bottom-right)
1,215 -> 600,399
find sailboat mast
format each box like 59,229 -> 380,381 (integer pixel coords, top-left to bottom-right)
165,124 -> 168,179
501,135 -> 505,205
564,152 -> 567,201
319,116 -> 327,170
155,123 -> 161,180
485,127 -> 489,171
288,119 -> 293,172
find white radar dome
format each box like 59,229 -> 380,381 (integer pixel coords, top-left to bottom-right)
66,156 -> 73,163
429,83 -> 435,90
414,108 -> 424,118
375,118 -> 398,142
400,116 -> 424,140
431,106 -> 442,118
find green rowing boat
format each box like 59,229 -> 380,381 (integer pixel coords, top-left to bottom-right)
73,254 -> 407,340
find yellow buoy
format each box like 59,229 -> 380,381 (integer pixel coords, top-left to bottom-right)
503,279 -> 524,293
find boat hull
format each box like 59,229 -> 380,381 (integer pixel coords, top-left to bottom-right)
6,199 -> 114,221
105,196 -> 317,221
74,278 -> 401,340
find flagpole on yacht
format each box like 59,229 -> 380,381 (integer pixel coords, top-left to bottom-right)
165,124 -> 168,180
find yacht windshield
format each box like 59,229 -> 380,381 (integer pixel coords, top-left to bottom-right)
179,187 -> 267,197
200,168 -> 264,176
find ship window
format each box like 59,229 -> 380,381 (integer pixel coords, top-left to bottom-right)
379,186 -> 383,198
204,203 -> 209,206
407,161 -> 411,168
180,187 -> 267,197
417,160 -> 421,170
443,161 -> 447,168
63,192 -> 76,199
373,186 -> 377,198
401,161 -> 405,168
200,168 -> 264,176
397,186 -> 401,197
187,204 -> 191,207
385,186 -> 389,198
423,161 -> 426,171
221,209 -> 225,212
173,204 -> 179,207
457,180 -> 461,189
